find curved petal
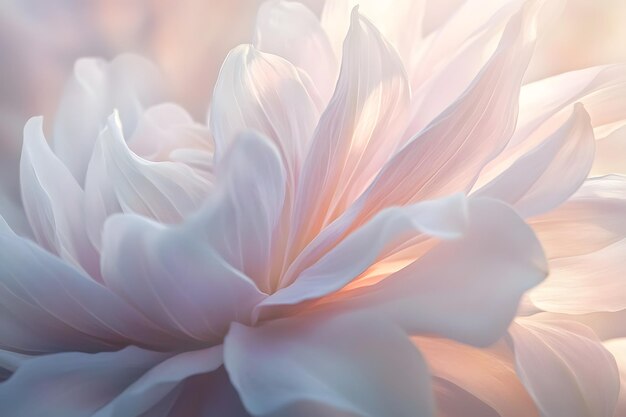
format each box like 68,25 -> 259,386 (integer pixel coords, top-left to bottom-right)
529,238 -> 626,314
255,0 -> 337,102
84,113 -> 212,249
432,377 -> 501,417
93,346 -> 223,417
257,193 -> 468,319
474,103 -> 595,217
289,8 -> 409,255
529,175 -> 626,259
19,117 -> 99,277
224,312 -> 434,417
52,55 -> 163,183
209,43 -> 321,175
353,6 -> 534,223
0,347 -> 168,417
604,338 -> 626,417
333,198 -> 547,347
0,228 -> 177,353
592,125 -> 626,176
415,337 -> 540,417
510,319 -> 620,417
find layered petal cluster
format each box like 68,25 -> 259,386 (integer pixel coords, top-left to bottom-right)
0,1 -> 625,416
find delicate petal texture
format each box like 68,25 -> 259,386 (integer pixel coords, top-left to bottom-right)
335,198 -> 547,346
0,347 -> 169,417
210,44 -> 321,173
510,319 -> 620,417
592,126 -> 626,176
225,312 -> 434,417
353,8 -> 533,222
529,175 -> 626,259
604,339 -> 626,417
84,113 -> 212,249
432,377 -> 500,417
290,9 -> 409,253
52,55 -> 163,183
93,346 -> 223,417
101,213 -> 266,344
257,193 -> 468,318
415,337 -> 540,417
19,117 -> 99,276
255,0 -> 337,102
0,228 -> 173,353
474,103 -> 595,217
529,239 -> 626,314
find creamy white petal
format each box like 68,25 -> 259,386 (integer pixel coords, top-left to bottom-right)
592,125 -> 626,176
333,198 -> 547,347
474,103 -> 595,217
225,312 -> 434,417
604,339 -> 626,417
510,319 -> 620,417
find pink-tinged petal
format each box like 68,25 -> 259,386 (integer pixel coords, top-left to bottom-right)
415,337 -> 540,417
474,104 -> 595,217
529,239 -> 626,314
353,7 -> 533,223
513,64 -> 626,148
127,103 -> 214,164
510,319 -> 620,417
255,0 -> 337,102
334,198 -> 547,347
209,43 -> 321,176
52,55 -> 163,183
257,194 -> 468,319
101,131 -> 282,339
529,175 -> 626,259
101,213 -> 266,344
289,9 -> 409,254
0,347 -> 168,417
604,339 -> 626,417
84,113 -> 212,249
224,312 -> 434,417
20,117 -> 99,277
0,228 -> 177,353
92,346 -> 223,417
432,378 -> 500,417
592,126 -> 626,176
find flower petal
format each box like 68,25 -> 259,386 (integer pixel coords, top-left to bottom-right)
510,319 -> 620,417
52,55 -> 163,183
333,198 -> 547,346
84,113 -> 212,249
92,346 -> 223,417
255,0 -> 337,102
19,117 -> 99,277
604,338 -> 626,417
257,193 -> 468,319
289,8 -> 409,254
224,312 -> 434,417
209,43 -> 321,175
592,125 -> 626,176
0,347 -> 168,417
474,103 -> 595,217
0,228 -> 176,353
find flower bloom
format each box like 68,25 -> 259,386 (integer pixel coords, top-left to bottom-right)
0,1 -> 625,416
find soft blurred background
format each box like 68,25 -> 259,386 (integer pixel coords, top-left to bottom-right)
1,0 -> 625,216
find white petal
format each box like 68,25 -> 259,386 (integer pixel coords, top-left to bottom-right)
0,347 -> 168,417
289,9 -> 409,255
255,0 -> 337,102
52,55 -> 163,183
93,346 -> 223,417
592,125 -> 626,176
334,198 -> 547,346
84,113 -> 212,249
209,44 -> 321,174
0,229 -> 176,352
510,319 -> 620,417
257,194 -> 468,319
20,117 -> 99,276
604,338 -> 626,417
474,103 -> 595,217
224,312 -> 434,417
